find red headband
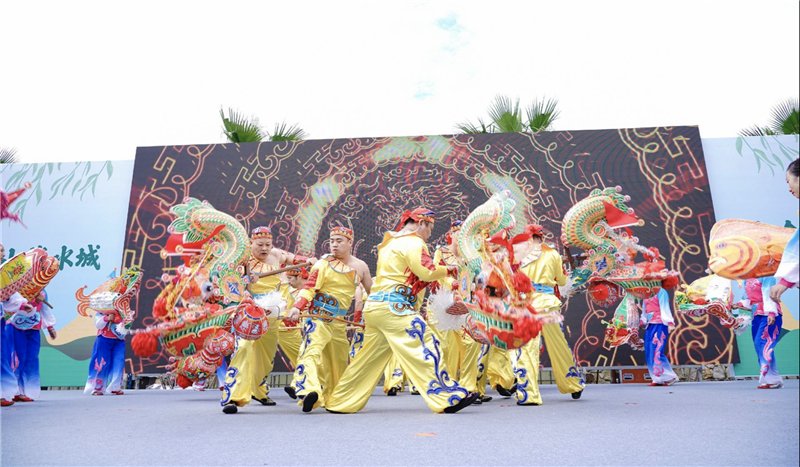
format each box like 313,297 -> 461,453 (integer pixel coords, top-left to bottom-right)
395,207 -> 436,231
330,226 -> 354,240
251,226 -> 272,240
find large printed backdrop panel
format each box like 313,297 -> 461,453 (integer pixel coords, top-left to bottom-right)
124,127 -> 733,374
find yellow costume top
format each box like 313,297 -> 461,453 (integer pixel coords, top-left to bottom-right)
519,246 -> 566,311
295,256 -> 359,316
247,257 -> 282,294
368,232 -> 448,315
432,245 -> 457,291
247,257 -> 294,311
278,281 -> 296,310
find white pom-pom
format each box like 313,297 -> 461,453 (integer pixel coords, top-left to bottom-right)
427,288 -> 467,331
560,276 -> 576,298
253,292 -> 287,317
114,322 -> 129,337
733,315 -> 753,335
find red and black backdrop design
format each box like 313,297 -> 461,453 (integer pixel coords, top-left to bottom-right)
124,126 -> 731,373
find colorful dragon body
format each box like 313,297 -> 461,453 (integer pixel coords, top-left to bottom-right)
561,186 -> 678,300
75,267 -> 142,334
131,198 -> 268,387
560,186 -> 679,348
454,191 -> 517,280
1,247 -> 60,303
602,294 -> 644,349
674,274 -> 750,333
430,191 -> 542,350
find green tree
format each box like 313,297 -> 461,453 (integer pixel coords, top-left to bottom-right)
739,98 -> 800,136
0,147 -> 18,164
220,108 -> 307,143
457,95 -> 560,134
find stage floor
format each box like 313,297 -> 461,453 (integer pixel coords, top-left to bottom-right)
2,380 -> 798,466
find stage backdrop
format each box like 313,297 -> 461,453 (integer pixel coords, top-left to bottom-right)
1,161 -> 135,386
703,135 -> 800,376
123,126 -> 729,374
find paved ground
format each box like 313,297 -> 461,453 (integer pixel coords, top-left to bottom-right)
1,380 -> 798,466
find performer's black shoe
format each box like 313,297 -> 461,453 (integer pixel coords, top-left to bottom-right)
302,392 -> 319,413
480,395 -> 493,403
387,387 -> 398,396
252,396 -> 277,406
284,386 -> 297,400
410,387 -> 420,395
222,403 -> 238,414
516,401 -> 541,406
495,384 -> 514,397
443,392 -> 479,414
571,390 -> 583,400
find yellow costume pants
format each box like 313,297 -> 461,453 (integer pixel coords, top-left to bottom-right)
442,330 -> 482,392
277,321 -> 302,369
221,317 -> 280,407
511,322 -> 584,405
383,356 -> 406,393
443,330 -> 462,379
349,328 -> 365,360
482,346 -> 516,395
541,322 -> 584,394
291,318 -> 349,408
511,335 -> 543,405
325,305 -> 471,413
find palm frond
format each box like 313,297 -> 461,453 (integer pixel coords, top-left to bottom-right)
769,98 -> 800,135
220,107 -> 265,143
526,97 -> 560,133
488,96 -> 525,133
269,122 -> 307,142
738,125 -> 776,137
0,147 -> 18,164
456,118 -> 492,134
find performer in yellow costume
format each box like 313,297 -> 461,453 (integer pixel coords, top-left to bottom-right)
348,282 -> 369,360
325,208 -> 479,414
512,224 -> 584,405
278,267 -> 309,369
477,346 -> 516,398
221,226 -> 309,414
431,220 -> 493,403
383,358 -> 406,395
285,226 -> 372,412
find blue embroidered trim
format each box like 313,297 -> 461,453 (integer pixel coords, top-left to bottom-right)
220,366 -> 239,405
513,349 -> 529,404
566,366 -> 586,386
349,330 -> 364,359
302,318 -> 317,350
369,285 -> 417,315
294,364 -> 307,393
405,316 -> 468,405
476,344 -> 489,378
310,292 -> 348,318
531,282 -> 555,294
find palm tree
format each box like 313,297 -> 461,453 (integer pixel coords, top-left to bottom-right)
220,108 -> 307,143
457,96 -> 560,134
269,122 -> 307,142
0,147 -> 18,164
739,98 -> 800,136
